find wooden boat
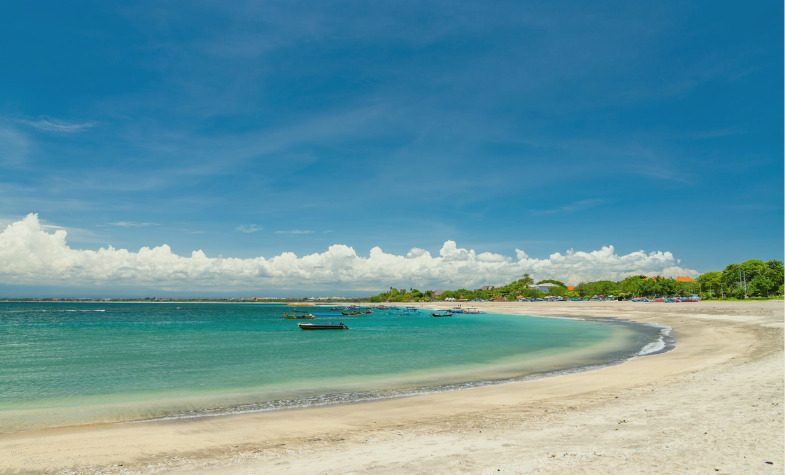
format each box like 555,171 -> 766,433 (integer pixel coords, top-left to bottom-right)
283,311 -> 315,319
431,310 -> 453,317
298,322 -> 349,330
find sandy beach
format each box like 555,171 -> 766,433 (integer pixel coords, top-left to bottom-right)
1,300 -> 782,474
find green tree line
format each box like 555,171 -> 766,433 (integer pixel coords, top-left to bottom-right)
365,259 -> 783,302
696,259 -> 783,299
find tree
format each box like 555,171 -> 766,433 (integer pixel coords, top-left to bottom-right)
537,279 -> 566,287
748,275 -> 775,297
575,280 -> 618,298
721,263 -> 745,297
765,260 -> 784,296
696,272 -> 723,298
721,259 -> 782,298
618,275 -> 648,297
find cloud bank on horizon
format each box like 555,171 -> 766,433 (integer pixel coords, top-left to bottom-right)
0,214 -> 697,294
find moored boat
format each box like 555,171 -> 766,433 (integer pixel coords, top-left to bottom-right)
431,310 -> 454,317
298,322 -> 349,330
283,311 -> 315,319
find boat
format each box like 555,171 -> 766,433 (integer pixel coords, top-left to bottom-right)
463,307 -> 482,314
298,322 -> 349,330
431,310 -> 453,317
283,311 -> 315,319
341,309 -> 373,315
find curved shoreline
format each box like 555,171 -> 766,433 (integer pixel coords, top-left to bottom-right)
128,315 -> 669,425
1,301 -> 782,473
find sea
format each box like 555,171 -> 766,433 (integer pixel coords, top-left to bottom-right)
0,302 -> 672,433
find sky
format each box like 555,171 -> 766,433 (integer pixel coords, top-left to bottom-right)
0,1 -> 782,297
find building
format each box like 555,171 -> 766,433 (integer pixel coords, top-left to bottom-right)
529,283 -> 559,293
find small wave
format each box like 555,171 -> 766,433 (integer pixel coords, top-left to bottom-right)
636,324 -> 673,357
132,383 -> 495,423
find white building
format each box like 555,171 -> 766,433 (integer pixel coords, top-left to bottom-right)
529,283 -> 559,293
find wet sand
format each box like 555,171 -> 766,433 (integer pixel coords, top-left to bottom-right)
1,300 -> 782,474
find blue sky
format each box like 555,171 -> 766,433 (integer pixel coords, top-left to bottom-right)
0,1 -> 782,296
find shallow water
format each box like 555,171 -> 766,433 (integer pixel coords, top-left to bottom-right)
0,302 -> 668,432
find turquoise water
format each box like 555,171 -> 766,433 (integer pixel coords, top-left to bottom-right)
0,302 -> 667,432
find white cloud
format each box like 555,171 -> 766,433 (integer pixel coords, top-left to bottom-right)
0,214 -> 699,292
19,118 -> 95,134
236,224 -> 263,233
533,198 -> 606,215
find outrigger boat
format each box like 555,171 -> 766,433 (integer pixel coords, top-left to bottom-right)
298,322 -> 349,330
431,310 -> 454,317
341,307 -> 373,315
283,311 -> 315,319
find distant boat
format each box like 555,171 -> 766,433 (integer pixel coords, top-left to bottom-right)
298,322 -> 349,330
283,311 -> 315,319
431,310 -> 453,317
463,307 -> 482,314
341,309 -> 373,315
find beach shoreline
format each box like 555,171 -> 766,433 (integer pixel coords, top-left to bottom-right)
1,300 -> 782,474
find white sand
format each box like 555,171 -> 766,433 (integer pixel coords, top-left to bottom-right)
1,300 -> 782,474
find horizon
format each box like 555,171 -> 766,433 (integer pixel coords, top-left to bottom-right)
1,2 -> 782,296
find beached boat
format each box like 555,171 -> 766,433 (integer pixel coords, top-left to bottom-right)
298,322 -> 349,330
431,310 -> 454,317
283,311 -> 315,319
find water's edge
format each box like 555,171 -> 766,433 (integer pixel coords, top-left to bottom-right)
134,316 -> 674,424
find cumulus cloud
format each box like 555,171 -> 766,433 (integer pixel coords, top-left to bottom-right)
0,214 -> 699,292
